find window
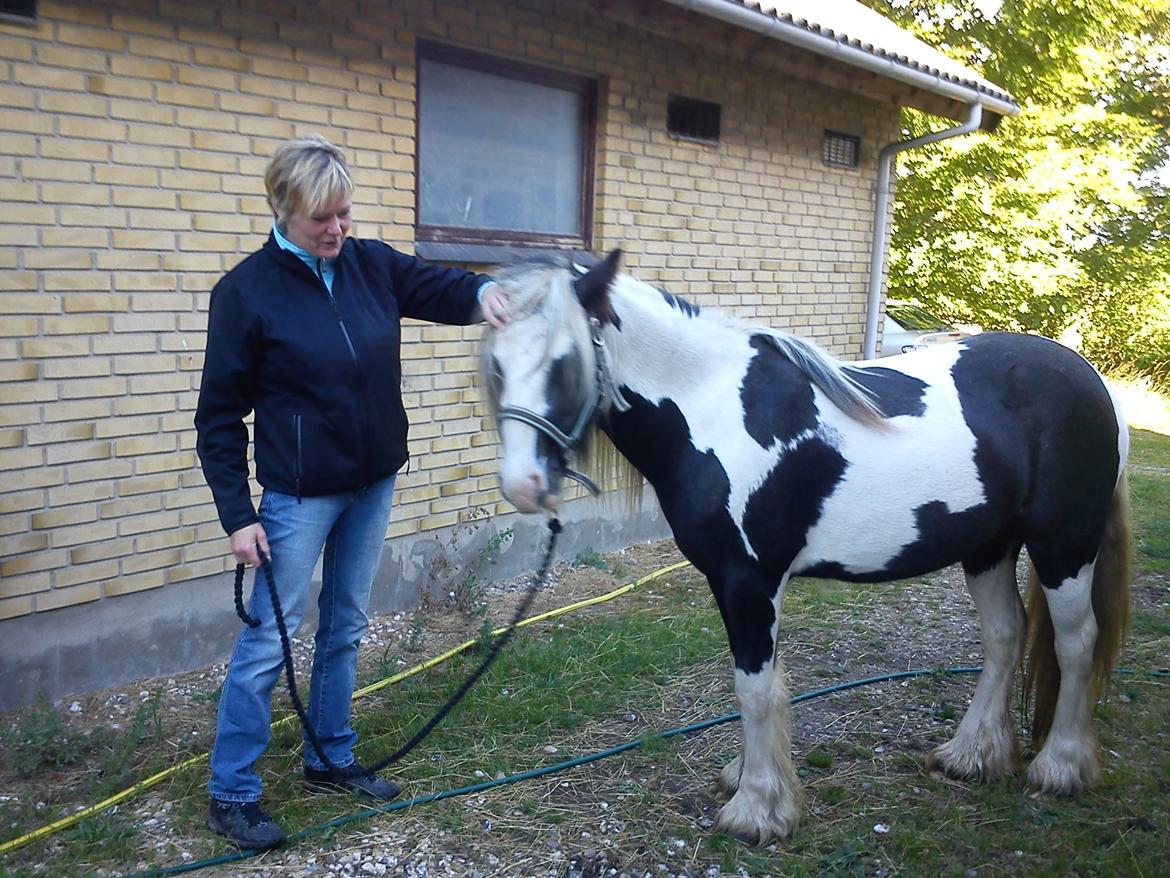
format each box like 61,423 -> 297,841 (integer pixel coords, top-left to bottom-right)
667,95 -> 721,143
823,130 -> 861,168
0,0 -> 36,23
416,43 -> 596,253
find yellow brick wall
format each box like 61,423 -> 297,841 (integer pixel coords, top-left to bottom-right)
0,0 -> 898,621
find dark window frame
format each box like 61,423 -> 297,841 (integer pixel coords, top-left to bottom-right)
415,41 -> 597,253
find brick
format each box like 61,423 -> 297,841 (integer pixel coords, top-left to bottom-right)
0,596 -> 33,620
122,547 -> 182,574
70,538 -> 133,564
94,164 -> 159,186
46,482 -> 114,508
42,357 -> 111,380
156,83 -> 218,108
119,473 -> 180,496
13,63 -> 88,90
36,582 -> 102,611
135,527 -> 195,553
26,421 -> 97,445
0,446 -> 43,471
111,144 -> 176,168
42,271 -> 112,292
86,73 -> 153,100
55,558 -> 120,588
52,519 -> 118,548
135,450 -> 196,475
0,316 -> 37,339
0,362 -> 38,382
66,458 -> 132,485
126,34 -> 191,63
167,557 -> 227,583
61,293 -> 130,313
21,337 -> 90,358
1,571 -> 51,599
2,548 -> 68,577
0,491 -> 42,516
30,502 -> 99,530
103,569 -> 165,597
36,45 -> 107,73
45,440 -> 113,466
42,315 -> 109,335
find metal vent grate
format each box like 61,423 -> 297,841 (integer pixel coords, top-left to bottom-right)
668,95 -> 721,143
823,130 -> 861,168
0,0 -> 36,20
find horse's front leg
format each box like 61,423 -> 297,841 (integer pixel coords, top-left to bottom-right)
712,571 -> 799,845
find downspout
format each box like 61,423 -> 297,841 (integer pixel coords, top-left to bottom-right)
863,101 -> 983,359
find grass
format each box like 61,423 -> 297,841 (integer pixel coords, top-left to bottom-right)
1,428 -> 1168,876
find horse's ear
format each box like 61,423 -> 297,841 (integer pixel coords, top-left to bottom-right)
573,248 -> 622,324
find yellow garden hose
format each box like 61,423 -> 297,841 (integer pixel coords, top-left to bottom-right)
0,559 -> 693,856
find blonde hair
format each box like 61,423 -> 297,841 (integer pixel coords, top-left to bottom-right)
264,135 -> 353,219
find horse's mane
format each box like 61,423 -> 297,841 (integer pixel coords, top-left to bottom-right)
488,256 -> 886,502
624,279 -> 888,429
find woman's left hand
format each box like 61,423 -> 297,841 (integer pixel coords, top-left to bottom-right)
480,283 -> 510,329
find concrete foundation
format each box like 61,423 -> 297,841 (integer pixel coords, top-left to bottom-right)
0,497 -> 671,711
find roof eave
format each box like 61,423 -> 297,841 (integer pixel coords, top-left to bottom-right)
660,0 -> 1020,123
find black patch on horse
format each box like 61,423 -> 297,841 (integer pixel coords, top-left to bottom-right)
843,366 -> 928,418
742,437 -> 849,578
604,390 -> 781,673
950,333 -> 1120,587
741,336 -> 820,448
657,288 -> 701,318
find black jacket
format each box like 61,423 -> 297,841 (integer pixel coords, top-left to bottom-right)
195,234 -> 491,535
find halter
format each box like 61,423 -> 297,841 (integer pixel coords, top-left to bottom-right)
496,316 -> 630,497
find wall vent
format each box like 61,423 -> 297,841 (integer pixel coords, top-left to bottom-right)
668,95 -> 721,143
823,130 -> 861,168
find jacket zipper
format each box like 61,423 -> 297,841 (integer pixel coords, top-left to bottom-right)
318,258 -> 359,366
294,413 -> 303,503
315,257 -> 371,484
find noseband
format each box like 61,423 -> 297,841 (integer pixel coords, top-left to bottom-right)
496,316 -> 630,497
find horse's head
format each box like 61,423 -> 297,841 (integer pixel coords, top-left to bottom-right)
483,249 -> 623,513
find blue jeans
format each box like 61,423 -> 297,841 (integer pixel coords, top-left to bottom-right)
208,475 -> 396,803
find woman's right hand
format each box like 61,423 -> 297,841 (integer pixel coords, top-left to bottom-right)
230,522 -> 270,567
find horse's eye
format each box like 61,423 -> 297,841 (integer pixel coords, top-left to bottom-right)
488,357 -> 504,396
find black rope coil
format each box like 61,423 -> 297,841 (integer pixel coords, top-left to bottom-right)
232,517 -> 563,778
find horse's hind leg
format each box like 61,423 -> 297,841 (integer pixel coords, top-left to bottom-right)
928,547 -> 1024,781
1023,557 -> 1101,794
712,571 -> 799,845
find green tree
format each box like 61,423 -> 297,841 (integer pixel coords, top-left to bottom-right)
867,0 -> 1170,387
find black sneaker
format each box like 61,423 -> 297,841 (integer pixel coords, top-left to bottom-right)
303,761 -> 401,802
207,799 -> 286,850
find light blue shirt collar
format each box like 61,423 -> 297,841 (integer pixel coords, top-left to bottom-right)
273,221 -> 337,293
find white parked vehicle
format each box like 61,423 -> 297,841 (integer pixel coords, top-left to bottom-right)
881,300 -> 977,357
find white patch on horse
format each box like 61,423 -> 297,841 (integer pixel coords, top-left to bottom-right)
799,343 -> 988,575
1026,562 -> 1101,793
605,283 -> 781,559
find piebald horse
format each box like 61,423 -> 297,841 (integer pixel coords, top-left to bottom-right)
482,250 -> 1131,844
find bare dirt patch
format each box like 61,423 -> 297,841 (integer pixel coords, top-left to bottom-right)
3,539 -> 1166,878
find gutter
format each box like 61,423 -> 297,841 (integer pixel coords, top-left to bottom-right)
661,0 -> 1019,118
863,101 -> 984,359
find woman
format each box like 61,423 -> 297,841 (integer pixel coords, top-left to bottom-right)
195,135 -> 509,849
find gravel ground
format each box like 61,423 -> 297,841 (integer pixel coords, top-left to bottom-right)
5,540 -> 1166,878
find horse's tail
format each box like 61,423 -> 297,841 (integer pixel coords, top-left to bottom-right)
1023,471 -> 1133,744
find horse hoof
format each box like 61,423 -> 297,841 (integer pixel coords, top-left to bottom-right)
1025,753 -> 1098,796
926,746 -> 1015,783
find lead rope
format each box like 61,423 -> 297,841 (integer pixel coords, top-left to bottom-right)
232,517 -> 563,778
